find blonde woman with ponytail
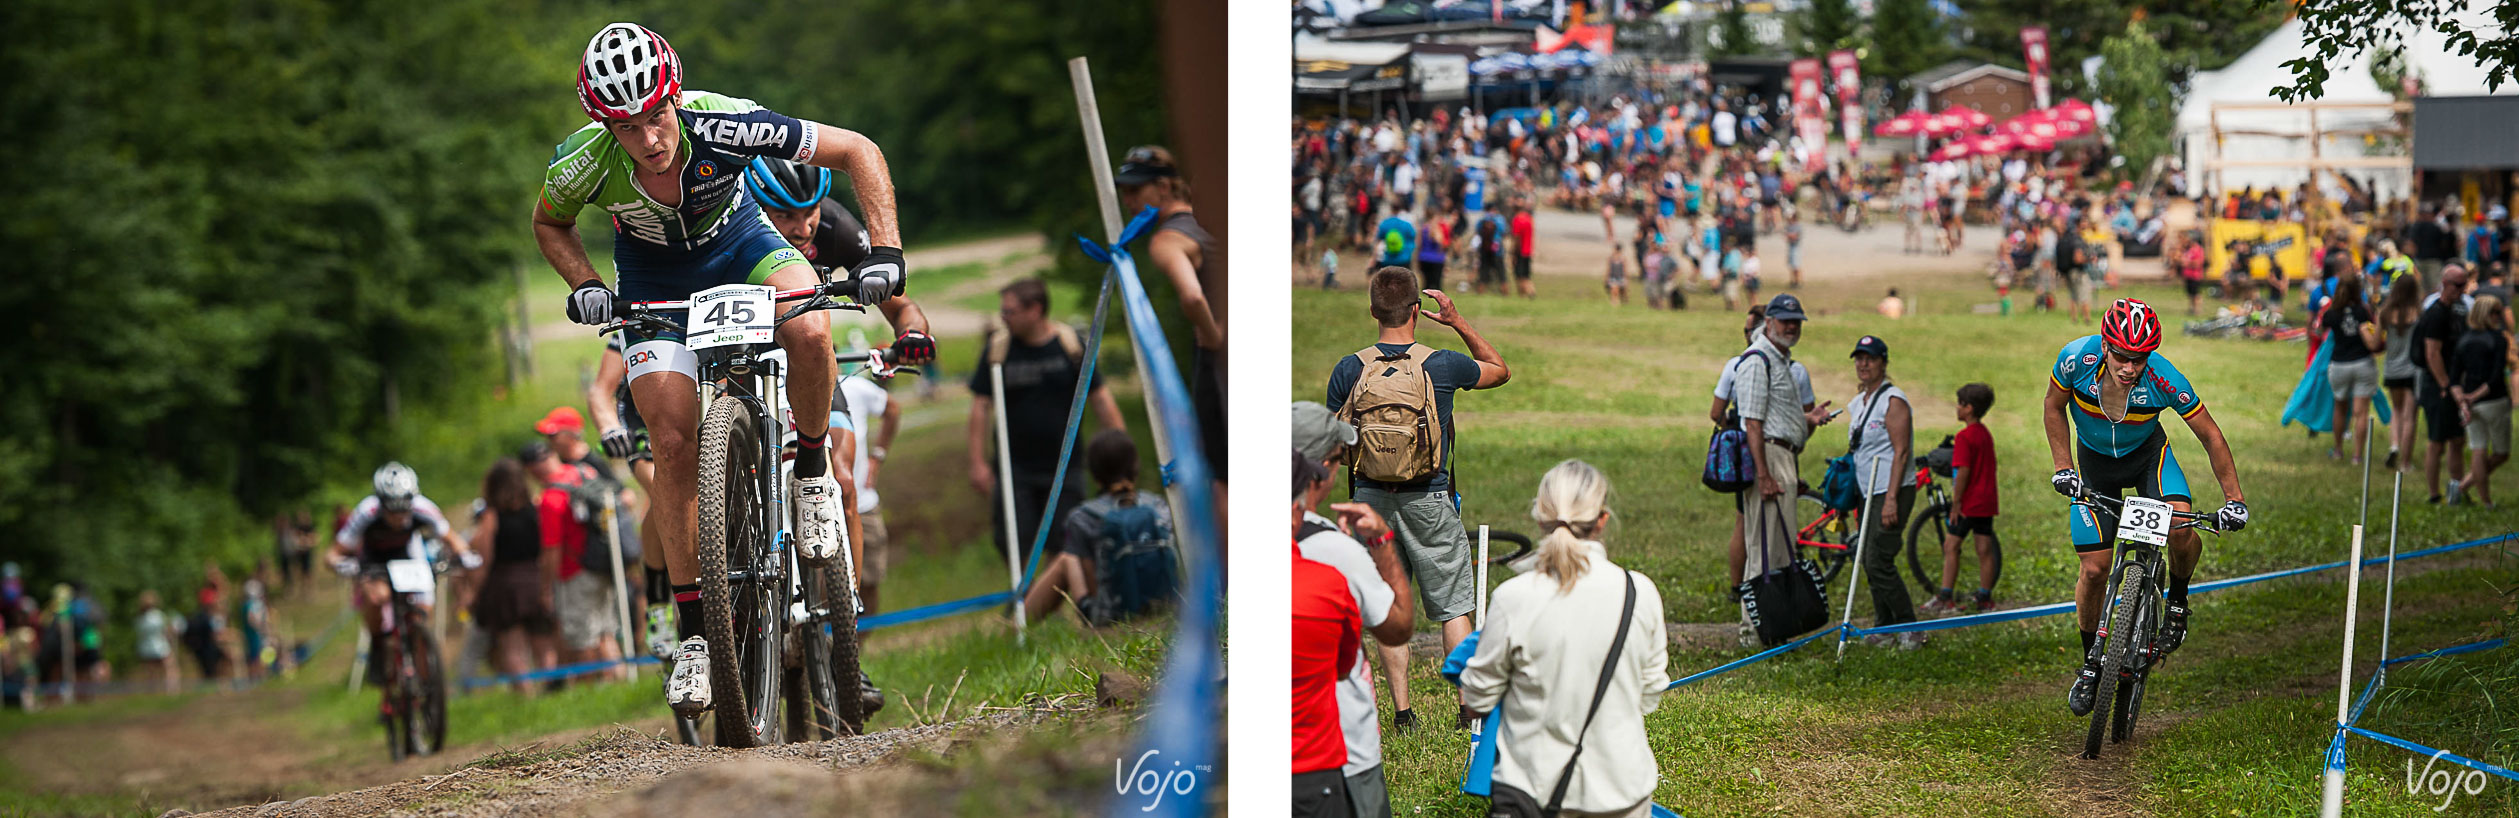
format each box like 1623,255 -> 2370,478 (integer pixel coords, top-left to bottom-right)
1459,460 -> 1670,818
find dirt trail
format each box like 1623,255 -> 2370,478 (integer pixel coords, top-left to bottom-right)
160,712 -> 1075,818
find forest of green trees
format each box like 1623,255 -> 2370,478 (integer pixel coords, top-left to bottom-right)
0,0 -> 1168,610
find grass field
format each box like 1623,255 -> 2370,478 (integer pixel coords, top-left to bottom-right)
1291,257 -> 2518,816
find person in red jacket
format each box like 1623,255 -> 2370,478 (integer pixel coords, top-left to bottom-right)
1293,452 -> 1362,818
1509,197 -> 1538,299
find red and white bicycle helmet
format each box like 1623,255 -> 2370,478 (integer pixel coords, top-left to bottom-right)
576,23 -> 681,120
2100,298 -> 2163,354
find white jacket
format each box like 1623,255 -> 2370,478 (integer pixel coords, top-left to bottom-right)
1460,541 -> 1670,813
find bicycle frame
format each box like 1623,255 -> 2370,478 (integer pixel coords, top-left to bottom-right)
2075,490 -> 2218,759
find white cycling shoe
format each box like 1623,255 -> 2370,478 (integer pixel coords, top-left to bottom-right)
667,636 -> 712,716
795,475 -> 843,562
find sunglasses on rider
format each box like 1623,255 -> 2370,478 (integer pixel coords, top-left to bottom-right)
2104,345 -> 2148,366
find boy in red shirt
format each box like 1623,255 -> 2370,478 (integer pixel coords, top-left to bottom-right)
1926,383 -> 2003,614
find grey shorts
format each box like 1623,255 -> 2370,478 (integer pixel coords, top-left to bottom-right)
859,509 -> 890,585
1351,486 -> 1475,622
2467,398 -> 2511,454
557,571 -> 620,651
2067,271 -> 2095,304
2328,356 -> 2379,401
1345,763 -> 1391,818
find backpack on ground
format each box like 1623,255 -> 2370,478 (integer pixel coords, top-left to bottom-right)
1340,344 -> 1446,484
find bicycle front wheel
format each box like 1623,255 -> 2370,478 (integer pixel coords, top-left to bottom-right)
698,395 -> 782,748
2084,560 -> 2147,760
408,625 -> 446,756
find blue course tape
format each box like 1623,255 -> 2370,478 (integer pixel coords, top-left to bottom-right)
1665,624 -> 1849,690
2324,726 -> 2350,774
862,591 -> 1016,631
1848,531 -> 2518,638
1087,212 -> 1223,818
2382,637 -> 2506,667
2345,726 -> 2519,782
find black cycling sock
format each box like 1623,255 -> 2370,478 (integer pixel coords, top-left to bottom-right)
2080,630 -> 2097,654
2168,573 -> 2190,604
793,434 -> 829,479
673,584 -> 702,642
645,570 -> 671,606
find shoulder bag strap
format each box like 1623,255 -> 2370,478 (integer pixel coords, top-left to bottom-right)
1544,570 -> 1638,816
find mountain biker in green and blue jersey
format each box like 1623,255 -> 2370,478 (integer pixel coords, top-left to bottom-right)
530,22 -> 930,718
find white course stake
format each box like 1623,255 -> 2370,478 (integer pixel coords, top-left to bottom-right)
1476,525 -> 1491,629
991,364 -> 1026,643
603,492 -> 637,680
1835,455 -> 1886,662
1067,56 -> 1201,586
2319,522 -> 2367,818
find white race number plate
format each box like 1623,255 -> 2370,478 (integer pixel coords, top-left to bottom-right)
384,559 -> 434,594
687,284 -> 777,350
2119,496 -> 2175,546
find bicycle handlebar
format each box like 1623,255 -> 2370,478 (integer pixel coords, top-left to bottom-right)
2073,490 -> 2223,533
600,277 -> 868,338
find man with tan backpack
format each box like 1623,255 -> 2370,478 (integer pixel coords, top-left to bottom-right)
1326,265 -> 1511,731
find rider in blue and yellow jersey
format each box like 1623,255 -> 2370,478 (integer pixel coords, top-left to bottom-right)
2043,299 -> 2249,717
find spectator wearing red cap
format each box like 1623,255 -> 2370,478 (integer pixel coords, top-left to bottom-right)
537,407 -> 618,487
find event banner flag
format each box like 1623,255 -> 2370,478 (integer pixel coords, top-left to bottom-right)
1790,57 -> 1827,171
1827,49 -> 1863,157
2021,26 -> 2052,109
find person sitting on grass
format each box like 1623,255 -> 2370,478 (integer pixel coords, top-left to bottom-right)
1024,429 -> 1178,626
1923,383 -> 2002,615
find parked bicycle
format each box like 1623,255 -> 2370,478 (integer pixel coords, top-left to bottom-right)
607,277 -> 897,748
1902,448 -> 2005,600
2072,489 -> 2222,760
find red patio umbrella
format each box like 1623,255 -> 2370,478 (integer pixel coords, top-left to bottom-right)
2052,98 -> 2098,124
2015,131 -> 2055,152
1872,110 -> 1928,137
1970,133 -> 2016,155
1948,106 -> 1991,129
1929,140 -> 1972,161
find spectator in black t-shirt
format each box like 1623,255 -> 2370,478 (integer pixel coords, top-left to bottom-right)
2409,202 -> 2459,290
2412,265 -> 2475,502
967,278 -> 1126,566
2316,270 -> 2380,462
2448,295 -> 2512,506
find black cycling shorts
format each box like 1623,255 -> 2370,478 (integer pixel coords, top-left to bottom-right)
2072,432 -> 2191,552
1947,515 -> 1997,539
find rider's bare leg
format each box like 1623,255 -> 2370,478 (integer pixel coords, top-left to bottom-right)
766,264 -> 834,443
831,431 -> 867,594
631,373 -> 702,586
2073,549 -> 2111,635
632,458 -> 661,576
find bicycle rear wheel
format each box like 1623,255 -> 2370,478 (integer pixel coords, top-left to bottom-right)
2084,560 -> 2146,759
698,395 -> 782,748
814,555 -> 865,736
382,633 -> 409,763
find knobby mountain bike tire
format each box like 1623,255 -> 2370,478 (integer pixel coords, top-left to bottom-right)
2112,591 -> 2157,744
383,627 -> 410,763
409,623 -> 446,757
698,395 -> 783,748
1904,502 -> 2004,596
2085,560 -> 2147,759
814,553 -> 865,736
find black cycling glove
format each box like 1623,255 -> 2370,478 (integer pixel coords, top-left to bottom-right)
566,280 -> 616,326
853,247 -> 906,305
2051,468 -> 2083,498
892,330 -> 938,365
599,426 -> 634,460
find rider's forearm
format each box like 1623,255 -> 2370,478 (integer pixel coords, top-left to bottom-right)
876,402 -> 902,455
1453,320 -> 1510,385
534,218 -> 601,288
813,124 -> 902,248
879,297 -> 930,337
2195,422 -> 2244,504
2043,395 -> 2075,471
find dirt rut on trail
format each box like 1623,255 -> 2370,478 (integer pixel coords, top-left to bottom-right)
178,712 -> 1050,818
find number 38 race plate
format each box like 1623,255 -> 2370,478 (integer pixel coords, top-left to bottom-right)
2119,496 -> 2175,546
689,284 -> 777,350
